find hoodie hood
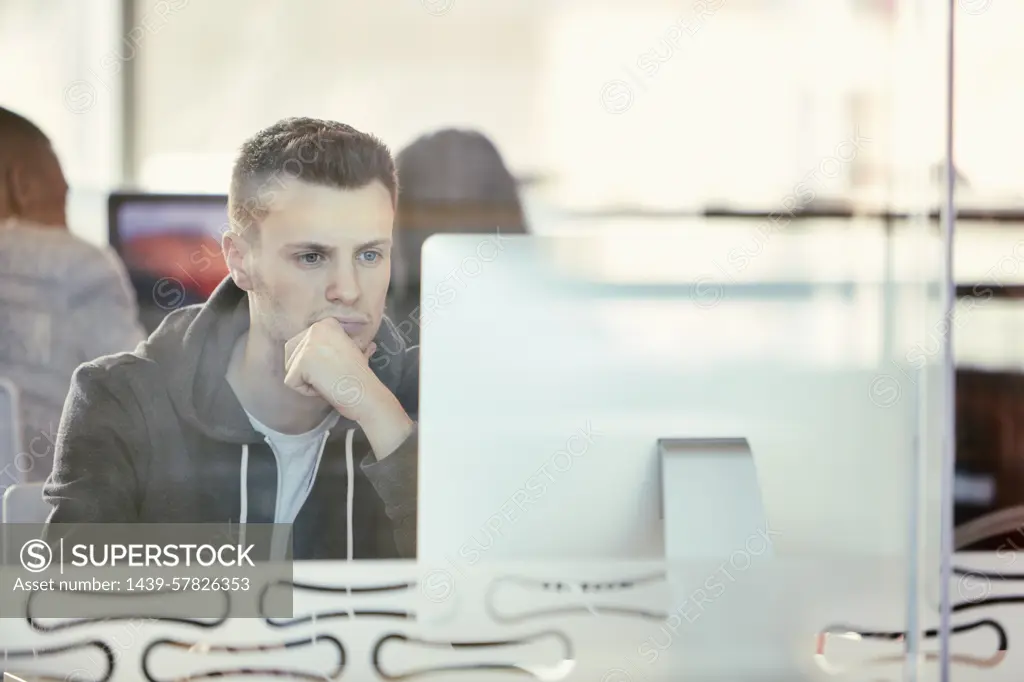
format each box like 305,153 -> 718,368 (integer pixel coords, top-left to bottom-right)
138,276 -> 412,445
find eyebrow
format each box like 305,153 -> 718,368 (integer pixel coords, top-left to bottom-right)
354,238 -> 391,251
282,241 -> 334,253
281,238 -> 391,252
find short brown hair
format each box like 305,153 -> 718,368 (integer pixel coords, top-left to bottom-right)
0,106 -> 52,171
228,117 -> 397,240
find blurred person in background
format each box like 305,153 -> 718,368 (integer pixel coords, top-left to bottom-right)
0,106 -> 145,482
387,128 -> 529,347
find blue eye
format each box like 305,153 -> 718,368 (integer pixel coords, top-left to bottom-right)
359,250 -> 383,264
298,253 -> 324,266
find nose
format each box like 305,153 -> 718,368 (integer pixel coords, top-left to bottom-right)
326,260 -> 361,306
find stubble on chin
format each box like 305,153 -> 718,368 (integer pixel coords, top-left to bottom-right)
247,276 -> 293,343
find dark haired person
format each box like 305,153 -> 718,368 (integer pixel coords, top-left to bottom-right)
0,106 -> 144,481
45,118 -> 418,559
387,128 -> 528,346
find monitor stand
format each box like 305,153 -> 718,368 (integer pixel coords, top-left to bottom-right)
656,438 -> 788,680
659,437 -> 772,563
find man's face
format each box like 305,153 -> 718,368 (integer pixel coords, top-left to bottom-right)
239,179 -> 394,350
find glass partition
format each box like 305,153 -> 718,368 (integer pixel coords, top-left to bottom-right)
0,0 -> 968,679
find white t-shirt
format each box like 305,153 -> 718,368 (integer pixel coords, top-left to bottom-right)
245,410 -> 340,525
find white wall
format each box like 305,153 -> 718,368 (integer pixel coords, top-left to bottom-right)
128,0 -> 924,210
133,0 -> 547,192
2,0 -> 1020,231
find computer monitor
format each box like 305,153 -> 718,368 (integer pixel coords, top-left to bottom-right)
108,192 -> 230,332
417,234 -> 926,564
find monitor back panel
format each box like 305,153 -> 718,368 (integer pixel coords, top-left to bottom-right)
418,234 -> 922,563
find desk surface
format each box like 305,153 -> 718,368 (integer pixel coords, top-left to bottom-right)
0,554 -> 1017,682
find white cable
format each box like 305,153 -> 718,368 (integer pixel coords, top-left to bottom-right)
345,428 -> 355,618
239,444 -> 249,549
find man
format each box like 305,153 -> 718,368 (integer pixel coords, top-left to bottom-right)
0,106 -> 145,483
44,118 -> 418,559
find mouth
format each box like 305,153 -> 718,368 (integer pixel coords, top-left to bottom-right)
330,317 -> 369,335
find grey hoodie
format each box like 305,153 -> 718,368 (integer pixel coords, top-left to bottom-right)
43,277 -> 418,559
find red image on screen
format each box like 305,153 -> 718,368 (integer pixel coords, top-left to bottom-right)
121,231 -> 227,300
115,199 -> 231,304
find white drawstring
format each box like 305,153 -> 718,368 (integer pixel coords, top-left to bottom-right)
239,444 -> 249,550
238,427 -> 353,576
345,428 -> 355,618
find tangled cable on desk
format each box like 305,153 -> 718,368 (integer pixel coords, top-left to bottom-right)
371,630 -> 574,681
258,579 -> 416,626
3,640 -> 114,682
816,618 -> 1007,671
816,565 -> 1024,673
141,635 -> 345,682
25,587 -> 230,633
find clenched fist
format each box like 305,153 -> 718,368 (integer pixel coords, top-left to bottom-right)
283,318 -> 415,460
283,318 -> 379,421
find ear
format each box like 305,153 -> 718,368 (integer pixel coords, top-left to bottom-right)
222,231 -> 254,291
7,162 -> 33,216
0,165 -> 14,217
